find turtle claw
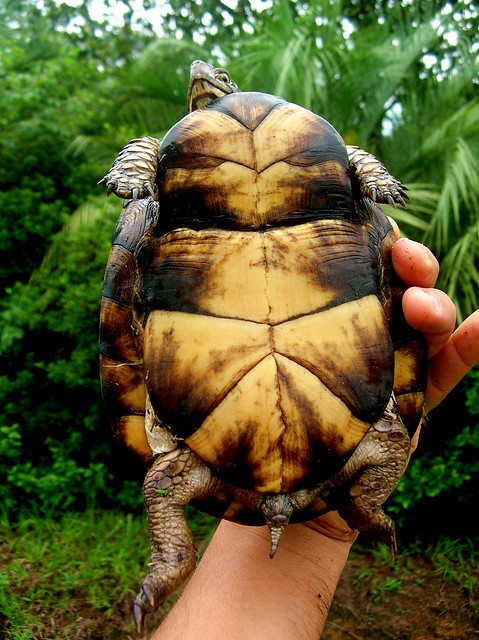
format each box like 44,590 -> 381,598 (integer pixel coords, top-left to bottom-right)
389,538 -> 397,563
147,183 -> 156,198
133,573 -> 163,633
142,580 -> 156,608
133,600 -> 146,634
98,174 -> 155,200
133,564 -> 191,633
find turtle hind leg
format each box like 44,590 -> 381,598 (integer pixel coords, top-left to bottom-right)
339,483 -> 398,557
133,448 -> 213,633
334,399 -> 410,556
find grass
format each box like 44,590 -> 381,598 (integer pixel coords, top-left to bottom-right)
430,536 -> 479,603
0,509 -> 216,639
0,511 -> 477,638
349,537 -> 479,609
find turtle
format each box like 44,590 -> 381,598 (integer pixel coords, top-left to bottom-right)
99,60 -> 427,631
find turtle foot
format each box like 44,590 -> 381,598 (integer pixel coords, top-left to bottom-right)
133,551 -> 196,633
98,136 -> 160,200
347,145 -> 408,207
98,174 -> 156,200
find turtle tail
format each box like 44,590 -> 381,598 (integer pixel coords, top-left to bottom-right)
261,495 -> 294,558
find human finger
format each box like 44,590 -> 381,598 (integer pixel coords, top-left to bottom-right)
425,308 -> 479,412
402,287 -> 456,359
387,216 -> 401,239
391,237 -> 439,288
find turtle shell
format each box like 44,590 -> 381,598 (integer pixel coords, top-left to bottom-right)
105,91 -> 425,494
99,79 -> 429,632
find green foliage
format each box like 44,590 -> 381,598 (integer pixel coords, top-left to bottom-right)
0,0 -> 156,516
465,366 -> 479,416
0,204 -> 143,515
0,510 -> 216,637
392,423 -> 479,509
350,536 -> 479,614
0,7 -> 109,292
390,369 -> 479,523
430,537 -> 479,602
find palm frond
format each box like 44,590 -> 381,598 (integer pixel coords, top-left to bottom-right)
424,137 -> 479,253
385,183 -> 437,236
407,101 -> 479,174
231,0 -> 333,109
331,20 -> 441,142
439,218 -> 479,323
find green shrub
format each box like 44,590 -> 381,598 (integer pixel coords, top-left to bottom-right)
390,370 -> 479,532
0,204 -> 144,517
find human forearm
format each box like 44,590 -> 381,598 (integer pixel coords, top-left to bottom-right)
151,514 -> 355,640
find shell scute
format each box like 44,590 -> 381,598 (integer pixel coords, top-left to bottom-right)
101,244 -> 135,306
157,93 -> 354,232
205,91 -> 286,130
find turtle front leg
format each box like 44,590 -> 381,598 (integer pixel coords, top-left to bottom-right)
347,145 -> 408,207
134,447 -> 213,632
98,136 -> 160,200
333,397 -> 410,551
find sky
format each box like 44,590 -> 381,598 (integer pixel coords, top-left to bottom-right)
68,0 -> 272,35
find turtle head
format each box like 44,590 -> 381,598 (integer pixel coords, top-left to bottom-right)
187,59 -> 240,112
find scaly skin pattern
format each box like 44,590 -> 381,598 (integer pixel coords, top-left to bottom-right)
331,397 -> 410,549
347,145 -> 409,207
133,450 -> 211,632
98,136 -> 160,200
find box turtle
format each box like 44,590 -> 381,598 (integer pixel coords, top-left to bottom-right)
99,60 -> 427,630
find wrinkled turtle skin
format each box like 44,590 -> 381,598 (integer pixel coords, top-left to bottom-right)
99,60 -> 427,631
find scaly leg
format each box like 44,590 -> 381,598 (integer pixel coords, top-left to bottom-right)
347,145 -> 408,207
98,136 -> 160,200
334,397 -> 410,551
133,447 -> 213,632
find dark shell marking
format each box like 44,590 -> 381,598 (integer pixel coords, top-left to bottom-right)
157,93 -> 354,232
99,84 -> 427,629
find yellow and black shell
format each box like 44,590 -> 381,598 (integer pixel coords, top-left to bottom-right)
100,91 -> 426,497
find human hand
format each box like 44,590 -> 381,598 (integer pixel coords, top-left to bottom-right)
391,237 -> 479,413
